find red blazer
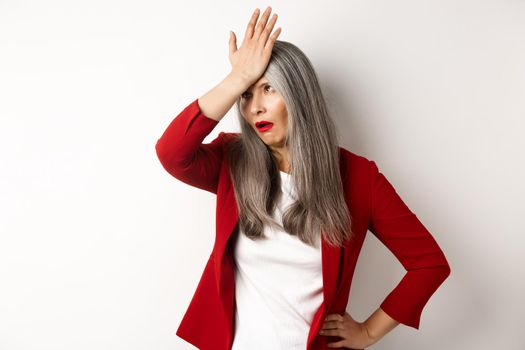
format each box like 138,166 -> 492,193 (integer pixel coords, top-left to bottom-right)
155,98 -> 451,350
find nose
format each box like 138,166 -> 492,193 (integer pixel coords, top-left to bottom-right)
250,93 -> 266,116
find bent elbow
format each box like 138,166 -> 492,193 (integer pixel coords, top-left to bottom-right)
155,138 -> 180,174
442,261 -> 451,280
155,138 -> 167,163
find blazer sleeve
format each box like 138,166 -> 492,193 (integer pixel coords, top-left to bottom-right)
368,160 -> 451,330
155,98 -> 225,194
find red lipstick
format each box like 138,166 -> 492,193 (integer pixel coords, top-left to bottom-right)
255,120 -> 274,132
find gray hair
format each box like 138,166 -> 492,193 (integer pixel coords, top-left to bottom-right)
227,40 -> 353,248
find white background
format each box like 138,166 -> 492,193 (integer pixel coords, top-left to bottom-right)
1,0 -> 524,349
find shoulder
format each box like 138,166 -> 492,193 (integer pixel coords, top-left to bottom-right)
338,146 -> 372,174
337,147 -> 375,203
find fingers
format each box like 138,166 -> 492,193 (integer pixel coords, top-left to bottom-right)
260,13 -> 278,44
234,6 -> 280,69
264,26 -> 281,51
321,320 -> 344,330
320,328 -> 342,337
326,340 -> 346,348
244,8 -> 260,42
325,314 -> 344,322
253,6 -> 273,40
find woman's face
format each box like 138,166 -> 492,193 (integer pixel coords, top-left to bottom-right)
239,75 -> 288,151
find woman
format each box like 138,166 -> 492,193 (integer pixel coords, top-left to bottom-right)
155,6 -> 451,350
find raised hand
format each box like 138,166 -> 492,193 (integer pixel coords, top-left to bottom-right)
228,6 -> 282,86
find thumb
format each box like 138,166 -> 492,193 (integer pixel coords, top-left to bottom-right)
229,31 -> 237,54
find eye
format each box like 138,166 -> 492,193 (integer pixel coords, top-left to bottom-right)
241,84 -> 272,100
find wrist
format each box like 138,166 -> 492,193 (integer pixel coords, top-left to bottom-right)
362,320 -> 380,345
227,71 -> 251,88
361,306 -> 400,345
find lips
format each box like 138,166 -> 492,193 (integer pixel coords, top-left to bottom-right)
255,120 -> 274,131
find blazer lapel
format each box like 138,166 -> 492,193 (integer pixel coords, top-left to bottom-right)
321,237 -> 342,310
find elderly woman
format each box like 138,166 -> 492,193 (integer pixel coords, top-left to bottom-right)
155,6 -> 451,350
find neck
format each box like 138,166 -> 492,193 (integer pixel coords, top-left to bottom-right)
271,146 -> 290,173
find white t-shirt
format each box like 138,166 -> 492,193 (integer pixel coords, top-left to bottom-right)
231,170 -> 323,350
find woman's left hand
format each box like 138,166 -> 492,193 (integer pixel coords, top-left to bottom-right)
319,311 -> 376,349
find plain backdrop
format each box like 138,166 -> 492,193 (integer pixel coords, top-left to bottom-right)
1,0 -> 524,349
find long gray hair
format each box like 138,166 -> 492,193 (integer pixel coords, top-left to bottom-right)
226,40 -> 353,248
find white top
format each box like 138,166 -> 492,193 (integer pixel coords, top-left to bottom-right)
231,171 -> 323,350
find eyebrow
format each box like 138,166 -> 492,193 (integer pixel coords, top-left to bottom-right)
243,81 -> 268,93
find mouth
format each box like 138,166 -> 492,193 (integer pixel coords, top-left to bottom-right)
255,121 -> 274,132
